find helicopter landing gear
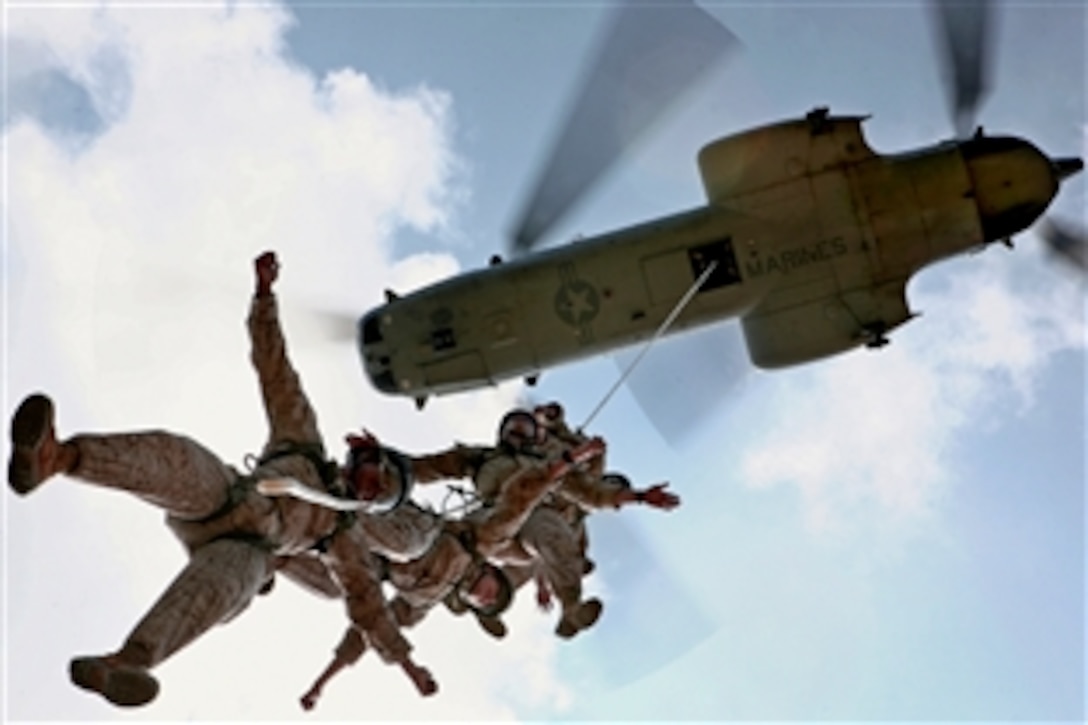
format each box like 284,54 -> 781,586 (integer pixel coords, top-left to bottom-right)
860,322 -> 890,349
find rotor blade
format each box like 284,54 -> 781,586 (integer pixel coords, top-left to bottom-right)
293,308 -> 360,343
929,0 -> 995,138
508,0 -> 739,254
615,324 -> 751,446
557,514 -> 716,689
1039,218 -> 1088,273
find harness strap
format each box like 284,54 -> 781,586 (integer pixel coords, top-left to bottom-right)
373,553 -> 392,582
259,440 -> 359,552
259,441 -> 342,494
190,473 -> 258,525
310,509 -> 357,553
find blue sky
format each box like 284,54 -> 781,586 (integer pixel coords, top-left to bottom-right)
3,1 -> 1084,721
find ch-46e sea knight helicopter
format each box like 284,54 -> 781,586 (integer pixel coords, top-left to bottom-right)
358,0 -> 1084,409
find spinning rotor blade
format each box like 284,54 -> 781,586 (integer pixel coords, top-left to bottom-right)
1039,218 -> 1088,273
560,514 -> 716,689
294,309 -> 360,343
929,0 -> 996,138
508,0 -> 739,254
616,325 -> 751,446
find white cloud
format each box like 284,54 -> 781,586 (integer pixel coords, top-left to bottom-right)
739,251 -> 1084,535
4,1 -> 544,719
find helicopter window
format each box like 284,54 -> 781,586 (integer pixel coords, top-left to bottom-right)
688,239 -> 741,291
431,327 -> 457,352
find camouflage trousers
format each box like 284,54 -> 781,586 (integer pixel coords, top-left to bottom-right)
66,431 -> 273,670
518,505 -> 587,615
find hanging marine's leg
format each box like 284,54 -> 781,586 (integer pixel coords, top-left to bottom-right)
67,654 -> 160,708
520,508 -> 601,639
7,393 -> 235,518
73,430 -> 235,519
70,538 -> 273,708
8,393 -> 79,495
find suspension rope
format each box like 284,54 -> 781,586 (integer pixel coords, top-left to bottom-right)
256,477 -> 369,511
579,260 -> 718,432
441,484 -> 483,518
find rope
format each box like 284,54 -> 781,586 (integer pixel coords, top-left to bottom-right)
579,260 -> 718,432
441,484 -> 484,519
256,477 -> 369,512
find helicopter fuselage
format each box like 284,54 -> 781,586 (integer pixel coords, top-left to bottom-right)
359,110 -> 1065,404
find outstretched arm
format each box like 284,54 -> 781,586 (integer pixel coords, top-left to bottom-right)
473,437 -> 606,553
249,251 -> 322,448
323,526 -> 438,697
410,444 -> 489,485
276,555 -> 342,599
300,628 -> 366,711
615,482 -> 680,510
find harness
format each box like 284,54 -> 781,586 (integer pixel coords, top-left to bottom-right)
446,525 -> 489,593
309,510 -> 358,554
263,442 -> 364,554
256,441 -> 342,493
192,440 -> 355,551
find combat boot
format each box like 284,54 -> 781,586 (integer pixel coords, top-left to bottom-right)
555,597 -> 603,639
8,393 -> 68,495
70,655 -> 160,707
475,612 -> 508,639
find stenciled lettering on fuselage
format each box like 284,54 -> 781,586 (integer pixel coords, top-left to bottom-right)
554,262 -> 599,344
745,236 -> 849,277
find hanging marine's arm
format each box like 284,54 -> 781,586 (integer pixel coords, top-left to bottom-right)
299,627 -> 367,711
473,437 -> 606,554
409,444 -> 492,485
389,594 -> 432,629
384,532 -> 477,634
298,527 -> 474,711
320,525 -> 438,697
534,402 -> 679,510
275,555 -> 342,599
544,432 -> 678,511
249,251 -> 322,447
558,469 -> 681,511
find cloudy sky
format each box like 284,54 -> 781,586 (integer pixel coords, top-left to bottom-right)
2,0 -> 1084,722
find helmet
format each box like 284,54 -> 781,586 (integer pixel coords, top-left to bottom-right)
533,401 -> 565,426
601,472 -> 631,490
452,560 -> 513,618
497,409 -> 540,452
344,439 -> 414,514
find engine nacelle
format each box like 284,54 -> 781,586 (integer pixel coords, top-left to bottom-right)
741,282 -> 914,368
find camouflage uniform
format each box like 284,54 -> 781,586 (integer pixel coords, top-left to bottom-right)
534,411 -> 632,570
11,291 -> 422,706
273,502 -> 443,599
412,441 -> 602,637
299,453 -> 571,709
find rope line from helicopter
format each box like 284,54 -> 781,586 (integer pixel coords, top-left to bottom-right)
578,260 -> 719,433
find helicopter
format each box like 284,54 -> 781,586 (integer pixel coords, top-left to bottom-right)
356,0 -> 1084,410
